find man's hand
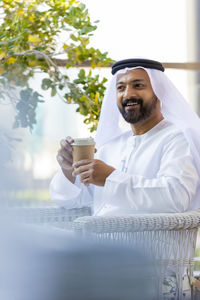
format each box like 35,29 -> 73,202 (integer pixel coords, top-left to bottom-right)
57,136 -> 75,183
72,159 -> 115,186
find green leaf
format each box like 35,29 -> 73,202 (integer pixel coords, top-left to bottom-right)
70,34 -> 77,41
51,87 -> 56,96
8,37 -> 19,42
42,78 -> 52,90
78,69 -> 85,80
0,34 -> 6,39
80,3 -> 86,10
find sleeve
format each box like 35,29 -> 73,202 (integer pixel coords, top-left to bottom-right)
102,134 -> 199,213
49,168 -> 94,209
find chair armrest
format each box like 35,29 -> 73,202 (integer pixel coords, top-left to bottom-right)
73,210 -> 200,234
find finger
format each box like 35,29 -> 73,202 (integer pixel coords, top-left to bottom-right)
72,165 -> 91,176
72,163 -> 93,176
57,155 -> 72,169
60,139 -> 73,153
66,136 -> 74,144
80,171 -> 91,181
82,177 -> 91,187
58,148 -> 73,161
79,172 -> 92,185
73,159 -> 92,168
60,147 -> 73,158
94,148 -> 97,153
57,153 -> 72,164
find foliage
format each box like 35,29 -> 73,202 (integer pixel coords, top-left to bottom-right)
0,0 -> 114,131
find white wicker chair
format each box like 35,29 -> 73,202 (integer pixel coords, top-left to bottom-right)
72,210 -> 200,300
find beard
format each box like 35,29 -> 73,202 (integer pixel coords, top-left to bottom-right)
118,95 -> 158,124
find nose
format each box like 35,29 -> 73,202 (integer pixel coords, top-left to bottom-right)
123,85 -> 137,99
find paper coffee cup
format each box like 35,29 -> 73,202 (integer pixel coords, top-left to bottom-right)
71,137 -> 95,163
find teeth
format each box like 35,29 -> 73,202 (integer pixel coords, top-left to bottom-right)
126,103 -> 138,106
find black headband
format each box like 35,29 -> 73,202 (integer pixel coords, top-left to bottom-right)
111,58 -> 165,75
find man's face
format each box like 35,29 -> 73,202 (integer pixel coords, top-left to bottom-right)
116,68 -> 159,124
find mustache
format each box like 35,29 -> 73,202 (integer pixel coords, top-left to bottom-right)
122,98 -> 143,107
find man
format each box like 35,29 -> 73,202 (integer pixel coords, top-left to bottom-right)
50,58 -> 200,215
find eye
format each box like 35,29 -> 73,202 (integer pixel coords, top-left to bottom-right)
134,83 -> 145,89
116,85 -> 125,91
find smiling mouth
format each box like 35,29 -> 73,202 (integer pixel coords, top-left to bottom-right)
124,101 -> 140,110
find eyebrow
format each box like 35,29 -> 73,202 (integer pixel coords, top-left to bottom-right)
116,79 -> 146,85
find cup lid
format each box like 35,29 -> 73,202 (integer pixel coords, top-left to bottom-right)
71,137 -> 95,146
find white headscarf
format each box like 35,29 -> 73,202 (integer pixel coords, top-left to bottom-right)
95,66 -> 200,209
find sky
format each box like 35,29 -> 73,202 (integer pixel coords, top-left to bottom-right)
82,0 -> 187,62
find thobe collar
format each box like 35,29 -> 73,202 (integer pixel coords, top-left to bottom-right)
127,118 -> 169,147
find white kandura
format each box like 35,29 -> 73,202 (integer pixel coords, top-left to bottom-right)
50,119 -> 198,215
